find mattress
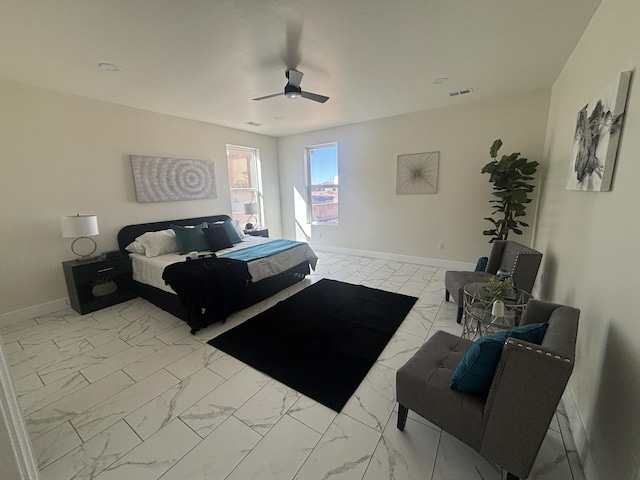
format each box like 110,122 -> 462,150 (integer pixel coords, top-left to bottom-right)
130,235 -> 317,294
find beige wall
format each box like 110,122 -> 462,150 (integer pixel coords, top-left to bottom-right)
0,80 -> 281,316
534,0 -> 640,478
277,89 -> 551,264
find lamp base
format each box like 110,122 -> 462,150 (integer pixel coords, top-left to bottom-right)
71,236 -> 97,261
245,214 -> 258,228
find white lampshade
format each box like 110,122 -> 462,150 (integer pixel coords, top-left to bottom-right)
61,215 -> 99,238
244,203 -> 259,215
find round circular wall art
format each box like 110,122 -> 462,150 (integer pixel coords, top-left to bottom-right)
130,155 -> 217,202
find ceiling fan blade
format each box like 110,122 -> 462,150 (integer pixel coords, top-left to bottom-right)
253,92 -> 284,101
301,91 -> 329,103
287,69 -> 304,88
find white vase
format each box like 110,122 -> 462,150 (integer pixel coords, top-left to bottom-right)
491,299 -> 505,317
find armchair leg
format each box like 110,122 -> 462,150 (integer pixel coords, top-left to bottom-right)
445,290 -> 450,302
456,306 -> 463,324
397,404 -> 408,431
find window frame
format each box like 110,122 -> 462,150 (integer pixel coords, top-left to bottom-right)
306,142 -> 339,225
226,145 -> 263,228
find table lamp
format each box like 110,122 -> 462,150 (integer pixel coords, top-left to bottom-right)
61,214 -> 99,261
244,203 -> 259,229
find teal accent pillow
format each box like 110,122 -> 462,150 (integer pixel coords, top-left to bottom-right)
450,330 -> 511,394
204,224 -> 233,252
171,223 -> 209,254
450,322 -> 549,394
509,322 -> 549,344
208,219 -> 242,244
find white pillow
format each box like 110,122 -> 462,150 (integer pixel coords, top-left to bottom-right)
232,219 -> 246,239
127,229 -> 179,257
141,229 -> 180,257
125,240 -> 145,254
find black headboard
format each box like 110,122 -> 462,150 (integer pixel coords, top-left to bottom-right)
117,215 -> 230,252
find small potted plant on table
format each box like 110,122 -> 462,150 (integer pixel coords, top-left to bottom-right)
485,275 -> 514,317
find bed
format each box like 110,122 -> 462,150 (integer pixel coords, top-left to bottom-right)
117,215 -> 317,334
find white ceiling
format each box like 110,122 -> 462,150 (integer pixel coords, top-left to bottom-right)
0,0 -> 602,137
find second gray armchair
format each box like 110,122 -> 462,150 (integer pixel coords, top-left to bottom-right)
445,240 -> 543,323
396,299 -> 579,479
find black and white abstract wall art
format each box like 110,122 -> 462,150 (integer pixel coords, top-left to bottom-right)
130,155 -> 217,202
566,71 -> 631,191
396,151 -> 439,194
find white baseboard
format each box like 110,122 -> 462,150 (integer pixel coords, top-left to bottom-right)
562,387 -> 600,480
0,298 -> 69,328
310,244 -> 476,271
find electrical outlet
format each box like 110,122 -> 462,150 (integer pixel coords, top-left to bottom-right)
437,242 -> 444,250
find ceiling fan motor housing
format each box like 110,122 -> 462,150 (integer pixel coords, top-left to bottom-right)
284,83 -> 302,99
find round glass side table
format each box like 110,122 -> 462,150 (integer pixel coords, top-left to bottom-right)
462,282 -> 532,339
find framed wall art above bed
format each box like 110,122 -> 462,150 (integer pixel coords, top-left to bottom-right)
130,155 -> 217,202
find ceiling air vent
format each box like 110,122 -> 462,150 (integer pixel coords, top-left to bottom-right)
245,121 -> 263,127
449,88 -> 474,97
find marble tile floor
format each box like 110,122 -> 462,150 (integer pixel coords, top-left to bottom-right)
2,251 -> 585,480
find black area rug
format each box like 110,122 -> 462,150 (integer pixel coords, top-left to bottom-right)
208,278 -> 417,412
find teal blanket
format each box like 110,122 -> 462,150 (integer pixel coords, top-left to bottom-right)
219,239 -> 306,262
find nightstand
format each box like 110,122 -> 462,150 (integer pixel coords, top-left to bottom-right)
244,228 -> 269,238
62,255 -> 136,314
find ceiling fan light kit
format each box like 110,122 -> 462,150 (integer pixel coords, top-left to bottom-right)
254,69 -> 329,103
284,84 -> 302,99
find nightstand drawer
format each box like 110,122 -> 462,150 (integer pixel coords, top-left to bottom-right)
62,255 -> 136,314
71,256 -> 131,284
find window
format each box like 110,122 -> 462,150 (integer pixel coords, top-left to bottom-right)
307,143 -> 339,224
226,145 -> 262,228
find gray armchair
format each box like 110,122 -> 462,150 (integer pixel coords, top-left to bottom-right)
396,299 -> 579,479
445,240 -> 542,323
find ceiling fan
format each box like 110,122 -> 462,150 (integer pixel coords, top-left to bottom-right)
253,69 -> 329,103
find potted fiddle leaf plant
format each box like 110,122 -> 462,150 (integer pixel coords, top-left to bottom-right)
481,139 -> 539,243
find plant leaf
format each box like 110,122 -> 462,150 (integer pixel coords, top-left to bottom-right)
489,139 -> 502,158
520,161 -> 539,175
